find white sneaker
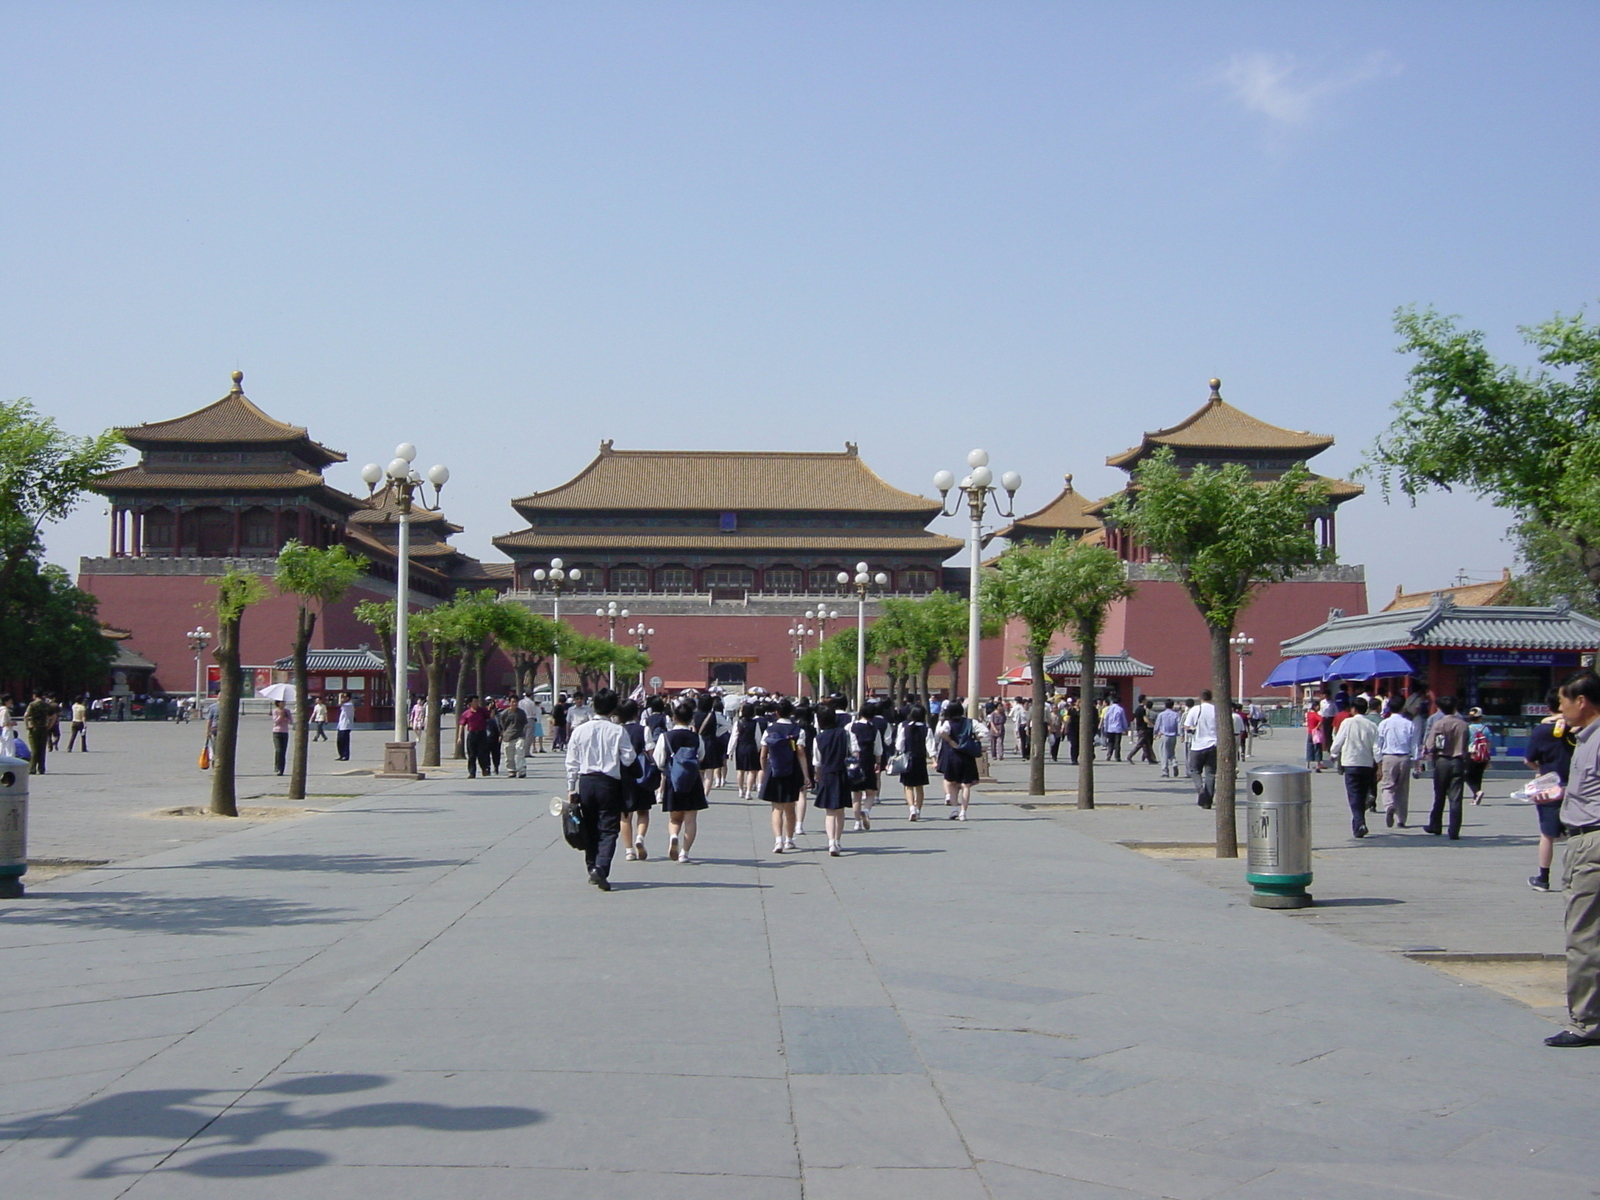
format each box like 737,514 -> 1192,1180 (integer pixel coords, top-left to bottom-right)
624,848 -> 637,861
783,838 -> 797,851
678,851 -> 690,864
851,819 -> 863,832
957,811 -> 968,821
774,839 -> 785,854
828,842 -> 841,856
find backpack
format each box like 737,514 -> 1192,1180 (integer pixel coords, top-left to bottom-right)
954,718 -> 984,758
668,740 -> 701,793
1469,726 -> 1492,764
631,727 -> 661,790
764,725 -> 799,778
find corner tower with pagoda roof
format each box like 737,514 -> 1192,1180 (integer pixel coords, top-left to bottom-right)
80,371 -> 504,700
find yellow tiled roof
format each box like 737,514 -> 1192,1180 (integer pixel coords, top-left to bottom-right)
116,372 -> 345,465
993,474 -> 1107,540
1106,380 -> 1334,469
511,443 -> 939,514
1382,570 -> 1514,612
493,530 -> 962,554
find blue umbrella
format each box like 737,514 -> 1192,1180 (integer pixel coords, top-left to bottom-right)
1324,648 -> 1416,681
1260,655 -> 1333,688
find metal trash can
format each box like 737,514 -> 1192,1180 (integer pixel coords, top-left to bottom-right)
0,755 -> 26,898
1245,764 -> 1312,909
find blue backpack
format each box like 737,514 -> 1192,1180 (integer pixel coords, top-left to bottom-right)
764,724 -> 799,778
668,740 -> 701,793
632,726 -> 660,790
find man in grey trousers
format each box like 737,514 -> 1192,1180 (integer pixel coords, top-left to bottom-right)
1548,669 -> 1600,1047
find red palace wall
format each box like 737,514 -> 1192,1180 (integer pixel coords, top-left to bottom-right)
998,577 -> 1369,703
79,571 -> 409,695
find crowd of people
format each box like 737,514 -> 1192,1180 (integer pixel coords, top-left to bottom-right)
0,692 -> 92,774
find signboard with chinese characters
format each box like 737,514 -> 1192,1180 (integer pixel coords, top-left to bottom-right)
1440,650 -> 1580,668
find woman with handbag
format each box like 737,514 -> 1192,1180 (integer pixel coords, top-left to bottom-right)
895,704 -> 931,820
760,698 -> 808,853
935,699 -> 981,820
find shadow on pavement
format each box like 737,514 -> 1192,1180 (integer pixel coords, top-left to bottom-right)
179,854 -> 468,874
1298,897 -> 1404,907
0,1073 -> 543,1180
0,893 -> 352,933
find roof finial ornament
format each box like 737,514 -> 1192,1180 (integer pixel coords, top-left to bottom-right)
1208,377 -> 1222,401
1063,472 -> 1074,492
845,441 -> 858,456
599,439 -> 614,453
231,370 -> 244,392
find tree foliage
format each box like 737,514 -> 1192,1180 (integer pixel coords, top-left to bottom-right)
0,398 -> 124,592
1365,305 -> 1600,586
982,536 -> 1132,800
1109,446 -> 1328,856
275,542 -> 365,799
0,559 -> 117,695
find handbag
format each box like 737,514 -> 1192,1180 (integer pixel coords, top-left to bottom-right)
198,740 -> 212,770
561,797 -> 585,849
888,751 -> 910,775
954,719 -> 984,758
845,754 -> 868,791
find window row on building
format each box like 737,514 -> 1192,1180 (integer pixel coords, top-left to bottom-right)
515,562 -> 941,594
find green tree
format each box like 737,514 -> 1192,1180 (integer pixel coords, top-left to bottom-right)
447,590 -> 507,755
0,559 -> 116,694
354,599 -> 399,685
208,568 -> 269,817
799,628 -> 860,699
983,537 -> 1133,802
0,398 -> 123,596
275,542 -> 365,799
1109,447 -> 1327,857
1504,517 -> 1600,616
1365,306 -> 1600,591
410,600 -> 465,768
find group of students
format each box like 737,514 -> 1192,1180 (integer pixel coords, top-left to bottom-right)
562,690 -> 996,889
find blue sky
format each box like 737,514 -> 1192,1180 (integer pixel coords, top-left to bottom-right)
5,2 -> 1596,619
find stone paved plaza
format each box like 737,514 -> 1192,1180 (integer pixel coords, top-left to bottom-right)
0,720 -> 1595,1197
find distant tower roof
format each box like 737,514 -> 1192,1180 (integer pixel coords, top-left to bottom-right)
1106,378 -> 1335,470
991,473 -> 1107,544
116,370 -> 346,468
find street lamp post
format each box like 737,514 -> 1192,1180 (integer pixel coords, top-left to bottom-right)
838,562 -> 889,712
804,606 -> 839,696
627,623 -> 653,692
934,450 -> 1021,711
531,558 -> 581,696
361,445 -> 449,778
187,626 -> 211,712
595,601 -> 631,689
788,623 -> 813,696
1230,632 -> 1255,700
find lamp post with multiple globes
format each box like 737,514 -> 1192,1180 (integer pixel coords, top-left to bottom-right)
804,606 -> 839,696
595,600 -> 630,689
787,622 -> 813,697
187,626 -> 212,712
360,444 -> 449,776
531,559 -> 581,695
838,563 -> 888,713
934,450 -> 1021,712
628,623 -> 653,692
1230,632 -> 1255,701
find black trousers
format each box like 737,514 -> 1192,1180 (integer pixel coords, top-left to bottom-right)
273,732 -> 289,775
1191,745 -> 1217,806
1106,732 -> 1123,761
1342,765 -> 1376,834
1018,728 -> 1031,759
579,774 -> 624,878
1430,756 -> 1467,837
1135,729 -> 1156,763
465,730 -> 492,777
336,729 -> 351,760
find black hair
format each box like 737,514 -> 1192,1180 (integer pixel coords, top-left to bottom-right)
1547,687 -> 1564,712
777,698 -> 795,719
1352,696 -> 1369,714
816,705 -> 837,729
615,698 -> 640,722
673,699 -> 697,724
696,693 -> 714,713
943,700 -> 965,719
1560,670 -> 1600,708
646,695 -> 665,713
909,705 -> 926,722
592,688 -> 619,717
1436,696 -> 1457,714
1200,690 -> 1212,702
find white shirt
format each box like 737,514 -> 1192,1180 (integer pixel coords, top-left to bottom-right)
336,701 -> 355,731
1184,703 -> 1218,751
569,703 -> 594,727
1376,713 -> 1417,757
1331,713 -> 1380,768
564,718 -> 637,791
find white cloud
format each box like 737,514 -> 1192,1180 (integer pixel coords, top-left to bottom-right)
1218,50 -> 1399,126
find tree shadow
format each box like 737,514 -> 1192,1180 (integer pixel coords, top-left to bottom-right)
1294,897 -> 1404,907
0,1073 -> 544,1180
179,854 -> 467,874
0,892 -> 352,934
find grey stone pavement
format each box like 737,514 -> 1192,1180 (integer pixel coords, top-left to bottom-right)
2,724 -> 1598,1198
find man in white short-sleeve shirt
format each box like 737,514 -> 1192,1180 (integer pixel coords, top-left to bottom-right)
1183,690 -> 1219,809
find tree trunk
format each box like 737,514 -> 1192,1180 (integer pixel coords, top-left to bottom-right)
918,663 -> 932,705
287,606 -> 315,800
210,614 -> 243,817
947,654 -> 963,701
473,647 -> 485,700
1211,623 -> 1239,858
453,654 -> 469,758
1028,644 -> 1047,796
1077,630 -> 1098,810
423,656 -> 444,767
